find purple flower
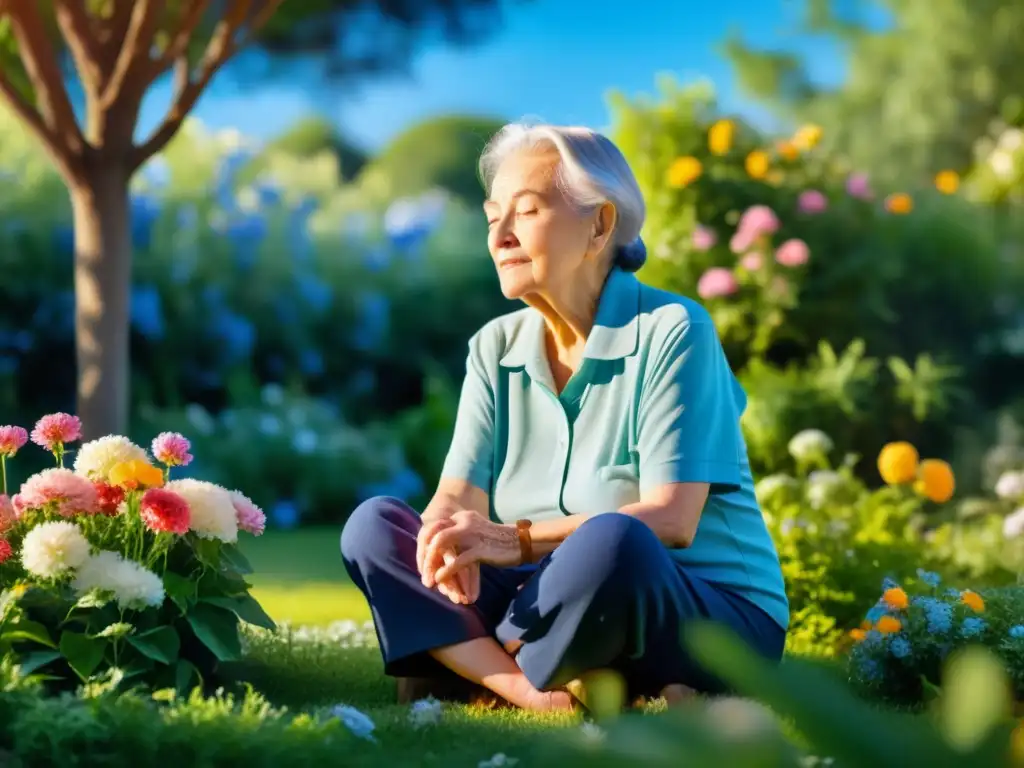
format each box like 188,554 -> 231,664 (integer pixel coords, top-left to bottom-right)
691,225 -> 717,251
797,189 -> 828,214
846,172 -> 873,200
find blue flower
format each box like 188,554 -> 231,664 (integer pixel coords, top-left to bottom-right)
361,244 -> 390,272
961,617 -> 987,638
916,569 -> 940,587
213,309 -> 256,362
889,636 -> 912,659
858,657 -> 882,681
945,588 -> 961,599
918,597 -> 953,634
298,348 -> 324,377
1010,625 -> 1024,639
861,630 -> 883,649
866,603 -> 887,623
227,213 -> 268,270
295,274 -> 332,315
130,284 -> 164,339
351,292 -> 390,351
131,193 -> 161,250
271,500 -> 300,530
52,224 -> 75,260
882,577 -> 898,592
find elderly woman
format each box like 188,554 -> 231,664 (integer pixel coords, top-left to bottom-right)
341,123 -> 789,712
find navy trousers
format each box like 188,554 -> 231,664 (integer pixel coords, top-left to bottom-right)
340,496 -> 785,696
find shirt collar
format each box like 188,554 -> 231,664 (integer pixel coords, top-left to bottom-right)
499,267 -> 641,376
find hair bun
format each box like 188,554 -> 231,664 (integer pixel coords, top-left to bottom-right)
614,237 -> 647,272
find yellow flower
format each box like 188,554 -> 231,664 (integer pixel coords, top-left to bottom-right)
849,628 -> 867,642
792,124 -> 823,151
667,156 -> 702,188
960,590 -> 985,613
885,193 -> 914,214
914,459 -> 955,503
708,119 -> 735,155
876,616 -> 902,634
109,459 -> 164,491
877,441 -> 919,485
934,170 -> 960,195
745,150 -> 770,179
882,587 -> 909,611
776,140 -> 799,161
766,170 -> 785,186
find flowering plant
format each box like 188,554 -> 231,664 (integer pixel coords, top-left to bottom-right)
0,413 -> 271,691
847,573 -> 1024,706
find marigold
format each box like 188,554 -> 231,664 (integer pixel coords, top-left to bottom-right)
877,441 -> 919,485
876,616 -> 902,634
792,124 -> 823,150
708,119 -> 735,156
882,587 -> 909,611
934,170 -> 960,195
745,150 -> 770,179
884,193 -> 913,214
914,459 -> 955,503
860,619 -> 872,631
109,459 -> 164,490
776,140 -> 799,161
849,628 -> 866,642
960,590 -> 985,613
667,156 -> 702,188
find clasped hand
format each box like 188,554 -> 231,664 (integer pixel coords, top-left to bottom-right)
415,510 -> 521,605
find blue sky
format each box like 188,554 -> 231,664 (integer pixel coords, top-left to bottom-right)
136,0 -> 888,152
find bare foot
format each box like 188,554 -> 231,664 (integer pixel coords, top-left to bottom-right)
526,689 -> 575,712
660,683 -> 698,707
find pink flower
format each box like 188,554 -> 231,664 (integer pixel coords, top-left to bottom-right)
0,494 -> 14,533
30,413 -> 81,452
730,228 -> 756,254
740,252 -> 764,271
140,488 -> 191,534
775,238 -> 810,267
0,426 -> 28,458
0,538 -> 12,565
736,205 -> 780,238
151,432 -> 193,467
93,482 -> 125,516
230,491 -> 266,536
846,172 -> 873,200
697,267 -> 739,299
797,189 -> 828,214
16,468 -> 98,517
691,224 -> 717,251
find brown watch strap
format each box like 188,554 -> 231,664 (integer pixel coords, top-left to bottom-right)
516,519 -> 533,564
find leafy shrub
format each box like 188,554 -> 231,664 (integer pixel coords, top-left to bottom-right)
0,415 -> 272,692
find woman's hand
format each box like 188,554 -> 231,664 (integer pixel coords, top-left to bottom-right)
422,510 -> 521,588
417,516 -> 480,605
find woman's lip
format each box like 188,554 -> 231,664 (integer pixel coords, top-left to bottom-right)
500,258 -> 530,268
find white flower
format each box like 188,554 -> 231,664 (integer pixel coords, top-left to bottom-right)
73,550 -> 165,610
995,470 -> 1024,501
1004,507 -> 1024,539
21,521 -> 90,578
165,479 -> 238,542
999,128 -> 1023,152
408,696 -> 442,729
330,704 -> 376,741
579,721 -> 606,743
478,754 -> 518,768
806,470 -> 842,509
754,473 -> 798,503
73,435 -> 149,481
990,149 -> 1015,179
787,429 -> 834,462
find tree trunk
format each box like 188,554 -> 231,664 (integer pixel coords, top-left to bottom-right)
70,163 -> 133,440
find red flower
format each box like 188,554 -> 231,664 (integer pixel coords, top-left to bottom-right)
139,488 -> 190,534
0,538 -> 12,564
94,482 -> 126,516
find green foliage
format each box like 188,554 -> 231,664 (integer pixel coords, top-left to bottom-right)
360,114 -> 507,205
242,116 -> 368,183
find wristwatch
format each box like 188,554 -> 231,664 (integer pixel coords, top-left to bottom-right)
516,519 -> 533,564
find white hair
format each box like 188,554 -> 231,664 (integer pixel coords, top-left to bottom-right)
478,123 -> 647,269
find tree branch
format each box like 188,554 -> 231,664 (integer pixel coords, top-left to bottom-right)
54,0 -> 104,97
130,0 -> 284,168
100,0 -> 166,109
149,0 -> 210,80
4,1 -> 85,155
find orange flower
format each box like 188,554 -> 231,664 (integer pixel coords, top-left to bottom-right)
849,628 -> 867,642
109,459 -> 164,491
667,156 -> 702,188
776,140 -> 799,161
792,124 -> 823,151
934,170 -> 960,195
960,590 -> 985,613
860,619 -> 872,630
877,441 -> 919,485
914,459 -> 955,503
882,587 -> 909,611
876,616 -> 902,634
885,193 -> 914,214
745,150 -> 770,179
708,119 -> 735,155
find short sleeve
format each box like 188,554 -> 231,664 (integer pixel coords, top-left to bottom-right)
637,318 -> 744,496
439,332 -> 495,491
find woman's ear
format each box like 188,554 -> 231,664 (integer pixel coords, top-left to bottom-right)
589,202 -> 617,258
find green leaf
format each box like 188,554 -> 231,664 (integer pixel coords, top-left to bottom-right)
186,603 -> 241,662
74,590 -> 112,610
192,538 -> 222,567
59,631 -> 107,680
2,619 -> 57,649
175,659 -> 199,694
127,626 -> 181,665
17,650 -> 61,676
202,594 -> 276,630
163,571 -> 196,613
220,544 -> 254,575
941,647 -> 1011,751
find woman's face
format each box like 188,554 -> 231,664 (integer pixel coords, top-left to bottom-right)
484,149 -> 612,301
